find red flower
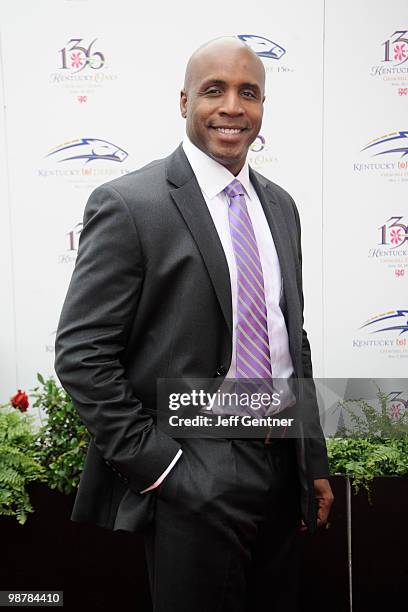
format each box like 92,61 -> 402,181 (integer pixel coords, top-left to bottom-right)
11,390 -> 29,412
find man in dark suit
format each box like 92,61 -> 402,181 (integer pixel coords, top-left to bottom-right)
55,37 -> 333,612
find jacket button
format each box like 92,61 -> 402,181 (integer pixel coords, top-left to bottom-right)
216,365 -> 227,376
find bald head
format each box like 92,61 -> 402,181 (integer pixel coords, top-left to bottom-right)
180,36 -> 266,176
184,37 -> 265,94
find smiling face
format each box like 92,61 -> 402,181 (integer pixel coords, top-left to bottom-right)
180,39 -> 265,176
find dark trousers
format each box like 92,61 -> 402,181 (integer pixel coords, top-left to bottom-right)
144,437 -> 301,612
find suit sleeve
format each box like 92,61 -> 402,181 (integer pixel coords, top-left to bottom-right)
54,184 -> 181,493
291,199 -> 330,480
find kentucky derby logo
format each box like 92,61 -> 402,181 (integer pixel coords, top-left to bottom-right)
362,131 -> 408,158
360,310 -> 408,336
354,132 -> 408,178
237,35 -> 286,60
46,139 -> 128,164
353,311 -> 408,353
58,38 -> 105,73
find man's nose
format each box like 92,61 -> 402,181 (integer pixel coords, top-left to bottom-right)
219,92 -> 244,116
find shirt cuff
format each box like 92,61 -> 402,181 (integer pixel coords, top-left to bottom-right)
140,449 -> 183,493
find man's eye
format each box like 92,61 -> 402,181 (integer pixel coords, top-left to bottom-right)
206,88 -> 221,94
242,90 -> 256,98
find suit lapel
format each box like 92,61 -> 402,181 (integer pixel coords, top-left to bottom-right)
249,168 -> 303,373
166,145 -> 232,336
165,145 -> 303,368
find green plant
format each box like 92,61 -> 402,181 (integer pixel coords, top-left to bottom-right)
0,403 -> 46,524
32,373 -> 90,495
327,386 -> 408,497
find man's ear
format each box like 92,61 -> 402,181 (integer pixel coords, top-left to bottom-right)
180,89 -> 187,118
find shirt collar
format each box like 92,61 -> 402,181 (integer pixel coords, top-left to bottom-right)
182,135 -> 252,200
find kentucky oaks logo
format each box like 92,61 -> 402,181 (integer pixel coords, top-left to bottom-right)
58,38 -> 105,73
370,30 -> 408,95
378,30 -> 408,69
378,216 -> 408,249
248,135 -> 278,170
385,391 -> 408,419
250,135 -> 266,153
336,388 -> 408,434
368,216 -> 408,277
58,222 -> 83,265
49,36 -> 118,99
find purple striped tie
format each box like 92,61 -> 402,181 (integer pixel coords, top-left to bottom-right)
225,179 -> 273,392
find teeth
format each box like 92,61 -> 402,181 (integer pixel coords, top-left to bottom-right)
216,128 -> 242,134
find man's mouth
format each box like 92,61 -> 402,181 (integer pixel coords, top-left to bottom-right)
212,127 -> 246,135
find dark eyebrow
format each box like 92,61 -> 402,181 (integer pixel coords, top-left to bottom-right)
199,79 -> 226,89
240,82 -> 261,92
199,79 -> 261,93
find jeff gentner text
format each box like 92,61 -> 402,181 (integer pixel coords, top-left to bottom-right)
168,415 -> 295,427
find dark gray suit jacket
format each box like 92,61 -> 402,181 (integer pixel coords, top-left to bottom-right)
54,144 -> 329,535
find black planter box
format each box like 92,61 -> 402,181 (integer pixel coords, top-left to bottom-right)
0,483 -> 151,611
1,476 -> 407,611
300,475 -> 349,612
351,476 -> 408,610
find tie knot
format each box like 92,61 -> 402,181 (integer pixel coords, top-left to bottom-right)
224,179 -> 245,199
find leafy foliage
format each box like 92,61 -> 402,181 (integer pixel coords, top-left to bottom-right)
327,386 -> 408,497
0,407 -> 46,524
32,373 -> 90,495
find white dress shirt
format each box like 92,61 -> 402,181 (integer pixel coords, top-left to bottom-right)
182,136 -> 293,380
141,136 -> 294,493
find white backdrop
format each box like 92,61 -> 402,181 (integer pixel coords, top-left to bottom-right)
0,31 -> 16,394
323,0 -> 408,378
0,0 -> 406,403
